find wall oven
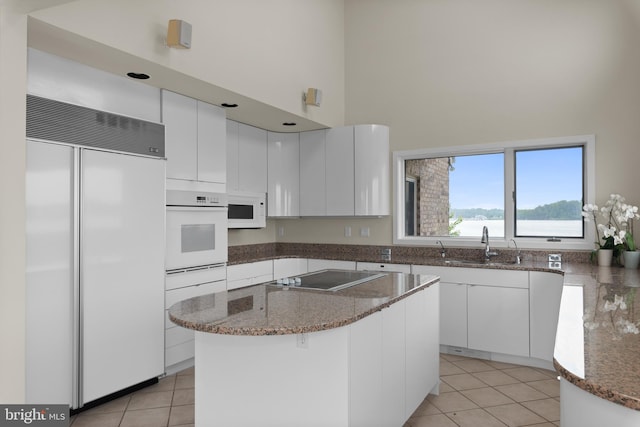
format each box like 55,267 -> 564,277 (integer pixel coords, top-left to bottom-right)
166,190 -> 228,272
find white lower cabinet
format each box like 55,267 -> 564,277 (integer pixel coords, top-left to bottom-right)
349,311 -> 383,427
467,284 -> 530,357
439,282 -> 468,348
381,300 -> 406,426
413,265 -> 531,359
529,271 -> 564,362
165,267 -> 226,370
405,283 -> 440,417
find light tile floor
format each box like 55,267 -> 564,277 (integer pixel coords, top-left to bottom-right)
70,367 -> 194,427
71,354 -> 560,427
405,353 -> 561,427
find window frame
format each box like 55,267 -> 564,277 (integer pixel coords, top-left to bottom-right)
392,135 -> 596,250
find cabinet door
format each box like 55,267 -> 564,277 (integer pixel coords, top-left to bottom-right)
529,271 -> 564,362
440,282 -> 468,348
326,126 -> 355,216
267,132 -> 300,217
405,286 -> 438,417
381,300 -> 406,427
162,90 -> 198,181
226,120 -> 240,191
354,125 -> 389,216
196,101 -> 226,184
238,123 -> 268,193
299,129 -> 326,216
349,311 -> 383,427
468,285 -> 530,357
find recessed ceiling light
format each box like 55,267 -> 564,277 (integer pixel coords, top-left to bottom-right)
221,103 -> 238,108
282,122 -> 296,126
126,72 -> 150,80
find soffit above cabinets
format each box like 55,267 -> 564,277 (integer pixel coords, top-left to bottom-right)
26,17 -> 329,133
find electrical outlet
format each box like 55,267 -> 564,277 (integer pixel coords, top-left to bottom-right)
296,333 -> 308,349
278,226 -> 285,237
360,227 -> 370,237
345,226 -> 352,237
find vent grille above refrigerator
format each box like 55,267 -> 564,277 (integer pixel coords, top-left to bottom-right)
26,94 -> 165,158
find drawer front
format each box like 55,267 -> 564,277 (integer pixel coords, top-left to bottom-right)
165,280 -> 226,308
227,260 -> 273,282
166,266 -> 226,290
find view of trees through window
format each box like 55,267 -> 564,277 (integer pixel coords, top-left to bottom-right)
404,146 -> 584,238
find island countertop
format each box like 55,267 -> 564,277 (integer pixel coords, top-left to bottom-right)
168,271 -> 439,336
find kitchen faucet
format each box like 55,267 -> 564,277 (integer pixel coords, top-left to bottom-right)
436,240 -> 446,258
509,239 -> 522,264
481,226 -> 498,261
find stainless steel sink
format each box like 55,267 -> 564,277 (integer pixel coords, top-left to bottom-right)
487,260 -> 520,266
444,259 -> 520,267
444,259 -> 482,265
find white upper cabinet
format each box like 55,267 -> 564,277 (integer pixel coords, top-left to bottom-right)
326,126 -> 356,216
267,132 -> 300,217
227,121 -> 268,194
226,120 -> 240,191
197,101 -> 226,184
299,129 -> 327,216
355,125 -> 390,216
162,90 -> 226,184
298,124 -> 389,217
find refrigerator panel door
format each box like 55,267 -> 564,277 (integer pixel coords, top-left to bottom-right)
26,141 -> 74,405
81,150 -> 165,404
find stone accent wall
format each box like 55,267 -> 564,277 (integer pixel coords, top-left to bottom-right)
405,158 -> 450,236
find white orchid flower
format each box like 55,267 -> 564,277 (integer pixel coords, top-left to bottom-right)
614,294 -> 627,310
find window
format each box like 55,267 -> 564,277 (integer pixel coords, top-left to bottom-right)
514,146 -> 584,238
393,135 -> 595,250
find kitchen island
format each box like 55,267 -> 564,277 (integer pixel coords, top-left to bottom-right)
169,270 -> 440,427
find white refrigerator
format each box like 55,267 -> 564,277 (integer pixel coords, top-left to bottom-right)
26,140 -> 166,409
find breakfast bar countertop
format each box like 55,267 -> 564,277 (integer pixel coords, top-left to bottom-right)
552,263 -> 640,411
168,271 -> 439,336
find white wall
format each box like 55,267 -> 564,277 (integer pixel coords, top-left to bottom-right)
30,0 -> 345,128
0,6 -> 27,403
276,0 -> 640,246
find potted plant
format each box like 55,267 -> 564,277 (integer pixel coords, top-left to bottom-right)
584,194 -> 640,267
611,196 -> 640,269
583,197 -> 624,266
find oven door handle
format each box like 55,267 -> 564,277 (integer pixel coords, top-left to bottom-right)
166,262 -> 227,275
166,206 -> 227,212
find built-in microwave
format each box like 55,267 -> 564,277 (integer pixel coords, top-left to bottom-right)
227,192 -> 266,229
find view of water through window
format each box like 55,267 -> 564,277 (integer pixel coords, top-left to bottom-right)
405,146 -> 584,238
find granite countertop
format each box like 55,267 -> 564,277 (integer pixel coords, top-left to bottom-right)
552,263 -> 640,411
174,248 -> 640,411
168,271 -> 438,336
